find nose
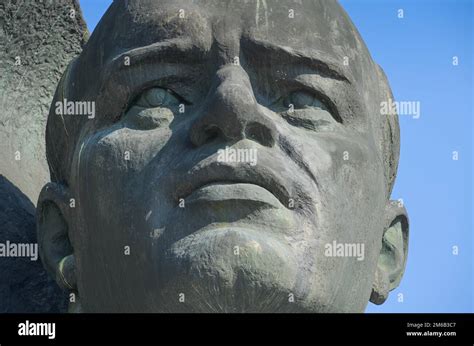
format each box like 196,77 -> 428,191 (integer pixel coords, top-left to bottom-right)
189,65 -> 276,147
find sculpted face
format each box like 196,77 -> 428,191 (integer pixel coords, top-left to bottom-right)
38,0 -> 409,312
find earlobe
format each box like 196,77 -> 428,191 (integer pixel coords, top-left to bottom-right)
36,183 -> 77,291
57,254 -> 77,290
370,201 -> 409,305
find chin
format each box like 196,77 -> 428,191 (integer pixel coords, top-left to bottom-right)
153,226 -> 317,312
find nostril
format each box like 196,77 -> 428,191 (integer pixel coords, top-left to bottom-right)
245,122 -> 275,147
191,124 -> 222,147
203,125 -> 221,143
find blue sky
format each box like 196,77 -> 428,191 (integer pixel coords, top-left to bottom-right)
78,0 -> 473,313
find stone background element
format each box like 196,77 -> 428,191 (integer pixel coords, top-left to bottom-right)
0,0 -> 88,204
0,0 -> 88,312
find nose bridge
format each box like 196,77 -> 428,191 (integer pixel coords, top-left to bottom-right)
216,64 -> 253,95
190,64 -> 276,147
212,65 -> 256,127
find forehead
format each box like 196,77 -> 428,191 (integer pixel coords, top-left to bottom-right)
92,0 -> 371,80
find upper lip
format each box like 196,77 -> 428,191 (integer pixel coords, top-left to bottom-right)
174,161 -> 292,209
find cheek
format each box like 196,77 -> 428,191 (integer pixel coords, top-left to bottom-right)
76,128 -> 171,191
70,127 -> 174,308
298,132 -> 386,309
72,126 -> 172,222
313,132 -> 386,240
301,131 -> 385,205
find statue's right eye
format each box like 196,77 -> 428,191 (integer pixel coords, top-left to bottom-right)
121,87 -> 187,130
135,87 -> 183,108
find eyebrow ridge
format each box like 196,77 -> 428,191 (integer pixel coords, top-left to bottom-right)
241,37 -> 352,84
107,38 -> 208,71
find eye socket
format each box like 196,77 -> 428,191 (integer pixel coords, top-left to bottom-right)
135,87 -> 183,108
283,90 -> 329,111
120,86 -> 188,130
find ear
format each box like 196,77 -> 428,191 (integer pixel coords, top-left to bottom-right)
36,183 -> 77,292
370,200 -> 409,305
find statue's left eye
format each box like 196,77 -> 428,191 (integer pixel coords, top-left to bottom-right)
135,87 -> 182,108
283,90 -> 329,111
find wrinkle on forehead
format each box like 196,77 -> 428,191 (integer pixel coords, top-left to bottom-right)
91,1 -> 213,64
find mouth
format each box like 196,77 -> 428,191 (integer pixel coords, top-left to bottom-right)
184,182 -> 284,209
174,162 -> 292,209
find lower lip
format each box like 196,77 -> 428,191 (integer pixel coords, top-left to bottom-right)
184,183 -> 283,209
